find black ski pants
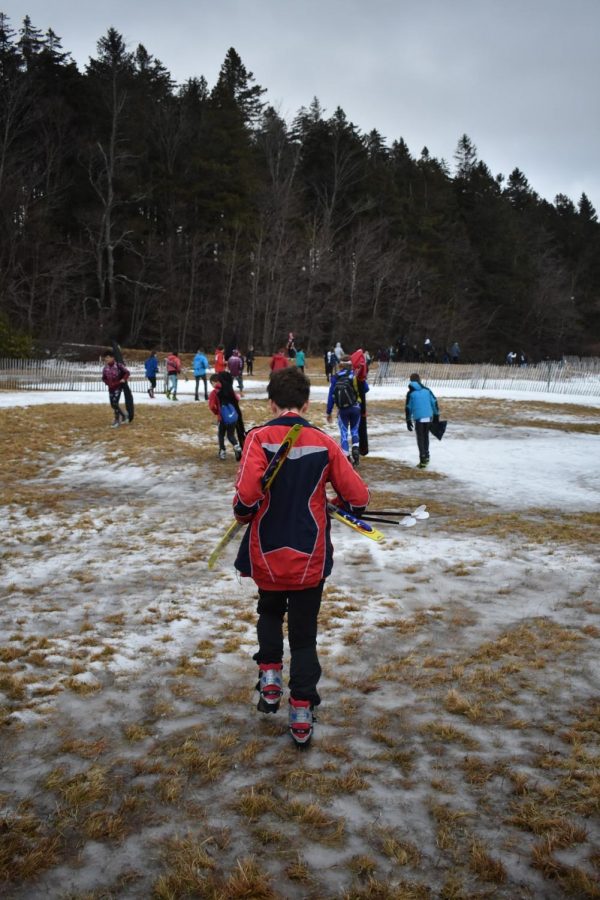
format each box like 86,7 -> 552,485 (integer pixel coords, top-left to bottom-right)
218,421 -> 237,450
253,581 -> 324,706
415,420 -> 430,462
195,374 -> 208,400
108,387 -> 126,420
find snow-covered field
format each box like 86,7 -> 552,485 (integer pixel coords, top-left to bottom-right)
1,381 -> 599,898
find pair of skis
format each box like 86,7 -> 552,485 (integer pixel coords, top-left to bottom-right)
207,423 -> 304,569
207,422 -> 429,564
327,504 -> 429,543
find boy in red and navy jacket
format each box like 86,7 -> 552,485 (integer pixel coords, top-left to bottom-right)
232,366 -> 369,744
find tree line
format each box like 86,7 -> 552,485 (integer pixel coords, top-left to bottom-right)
1,13 -> 599,360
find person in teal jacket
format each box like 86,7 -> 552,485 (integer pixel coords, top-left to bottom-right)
295,348 -> 306,372
405,373 -> 440,468
193,348 -> 209,400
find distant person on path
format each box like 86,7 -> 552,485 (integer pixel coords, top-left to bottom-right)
232,366 -> 369,745
286,332 -> 296,359
208,372 -> 243,461
405,372 -> 440,469
246,346 -> 255,376
334,341 -> 344,362
451,342 -> 461,364
102,350 -> 130,427
326,355 -> 364,467
227,348 -> 245,394
270,348 -> 288,372
214,345 -> 226,374
166,351 -> 182,400
424,337 -> 435,362
144,350 -> 158,398
295,347 -> 306,372
193,348 -> 209,401
324,349 -> 333,381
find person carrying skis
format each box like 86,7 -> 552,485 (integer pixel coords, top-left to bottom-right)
208,371 -> 244,460
233,366 -> 369,745
193,348 -> 209,401
144,350 -> 159,398
102,350 -> 130,427
166,351 -> 182,400
405,372 -> 440,468
326,355 -> 365,467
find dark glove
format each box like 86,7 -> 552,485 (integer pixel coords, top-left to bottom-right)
433,414 -> 439,423
407,422 -> 413,431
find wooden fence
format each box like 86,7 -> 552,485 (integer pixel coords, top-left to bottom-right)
0,358 -> 157,393
373,360 -> 600,397
1,357 -> 599,398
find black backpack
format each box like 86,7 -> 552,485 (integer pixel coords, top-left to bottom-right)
333,372 -> 358,409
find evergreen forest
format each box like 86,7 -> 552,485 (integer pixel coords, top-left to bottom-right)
1,13 -> 599,360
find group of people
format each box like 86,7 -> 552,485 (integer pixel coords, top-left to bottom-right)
376,337 -> 461,365
323,343 -> 371,381
101,345 -> 443,745
103,345 -> 443,472
505,350 -> 528,366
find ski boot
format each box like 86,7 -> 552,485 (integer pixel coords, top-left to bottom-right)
289,698 -> 313,746
219,449 -> 226,460
351,446 -> 360,467
257,663 -> 283,713
233,444 -> 242,461
417,458 -> 429,469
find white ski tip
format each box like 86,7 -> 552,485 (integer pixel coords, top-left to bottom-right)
400,516 -> 417,527
414,511 -> 430,520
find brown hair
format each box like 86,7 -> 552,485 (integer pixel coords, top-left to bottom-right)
268,367 -> 310,410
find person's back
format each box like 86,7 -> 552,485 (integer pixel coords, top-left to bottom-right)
228,352 -> 243,376
405,373 -> 440,468
145,353 -> 158,377
326,359 -> 363,466
214,346 -> 226,373
193,351 -> 208,375
166,353 -> 181,373
270,349 -> 288,371
233,367 -> 369,744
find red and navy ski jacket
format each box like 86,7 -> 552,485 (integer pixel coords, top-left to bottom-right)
232,413 -> 370,591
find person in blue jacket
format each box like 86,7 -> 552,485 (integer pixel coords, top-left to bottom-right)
326,356 -> 366,466
193,347 -> 210,401
144,350 -> 159,398
405,373 -> 440,468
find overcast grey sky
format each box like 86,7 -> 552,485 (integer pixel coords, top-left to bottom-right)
4,0 -> 599,209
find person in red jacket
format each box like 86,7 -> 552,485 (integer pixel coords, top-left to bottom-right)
269,348 -> 288,371
101,350 -> 130,428
232,366 -> 369,745
165,351 -> 182,401
214,345 -> 226,374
